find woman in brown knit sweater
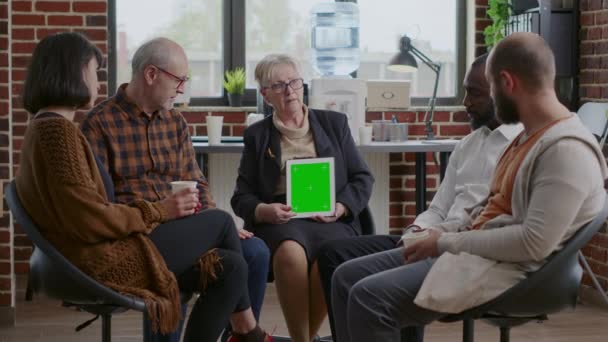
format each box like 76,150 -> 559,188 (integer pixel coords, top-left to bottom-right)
16,32 -> 271,342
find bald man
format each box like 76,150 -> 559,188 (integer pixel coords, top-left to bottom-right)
81,38 -> 271,342
330,32 -> 607,342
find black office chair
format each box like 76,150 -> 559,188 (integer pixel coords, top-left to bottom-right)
270,206 -> 376,342
5,181 -> 190,342
438,191 -> 608,342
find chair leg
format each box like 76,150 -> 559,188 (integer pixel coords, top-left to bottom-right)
462,319 -> 474,342
499,327 -> 510,342
578,251 -> 608,305
101,313 -> 111,342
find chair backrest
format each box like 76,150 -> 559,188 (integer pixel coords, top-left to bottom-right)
450,191 -> 608,319
359,206 -> 375,236
578,102 -> 608,144
4,181 -> 145,311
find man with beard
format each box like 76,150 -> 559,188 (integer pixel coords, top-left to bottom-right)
328,32 -> 607,342
316,53 -> 522,341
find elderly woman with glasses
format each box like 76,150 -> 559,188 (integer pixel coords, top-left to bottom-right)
231,54 -> 373,342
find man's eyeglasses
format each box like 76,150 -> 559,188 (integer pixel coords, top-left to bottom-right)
266,78 -> 304,94
153,65 -> 189,89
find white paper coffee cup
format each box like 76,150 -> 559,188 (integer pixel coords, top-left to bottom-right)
359,126 -> 373,145
400,229 -> 430,248
207,116 -> 223,145
170,181 -> 197,194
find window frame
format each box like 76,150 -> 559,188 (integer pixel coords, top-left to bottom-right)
108,0 -> 466,107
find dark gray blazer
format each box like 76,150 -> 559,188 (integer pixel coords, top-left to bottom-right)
231,109 -> 374,232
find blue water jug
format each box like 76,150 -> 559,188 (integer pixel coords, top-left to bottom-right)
311,2 -> 360,76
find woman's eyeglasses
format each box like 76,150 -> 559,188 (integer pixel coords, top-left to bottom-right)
266,78 -> 304,94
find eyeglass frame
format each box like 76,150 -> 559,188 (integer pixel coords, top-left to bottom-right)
152,64 -> 189,89
264,78 -> 304,94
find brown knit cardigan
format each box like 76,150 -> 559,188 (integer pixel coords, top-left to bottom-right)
16,117 -> 182,334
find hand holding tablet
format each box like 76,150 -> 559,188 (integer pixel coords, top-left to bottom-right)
256,203 -> 296,224
311,202 -> 347,223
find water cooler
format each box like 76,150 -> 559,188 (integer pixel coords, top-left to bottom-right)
308,2 -> 366,143
309,78 -> 366,143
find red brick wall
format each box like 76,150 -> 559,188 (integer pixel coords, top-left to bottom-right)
579,0 -> 608,293
475,0 -> 490,56
0,0 -> 109,317
0,0 -> 13,313
581,1 -> 608,102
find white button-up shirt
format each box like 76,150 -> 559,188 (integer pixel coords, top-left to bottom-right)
412,123 -> 523,230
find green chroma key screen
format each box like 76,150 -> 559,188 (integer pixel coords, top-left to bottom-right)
289,160 -> 332,214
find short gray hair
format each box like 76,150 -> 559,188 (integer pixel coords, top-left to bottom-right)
254,54 -> 301,88
131,37 -> 174,77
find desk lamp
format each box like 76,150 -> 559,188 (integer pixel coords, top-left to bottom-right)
387,35 -> 441,140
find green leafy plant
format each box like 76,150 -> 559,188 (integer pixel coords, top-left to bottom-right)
223,68 -> 246,95
484,0 -> 512,49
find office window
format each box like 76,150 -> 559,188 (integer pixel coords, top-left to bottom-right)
110,0 -> 465,106
356,0 -> 462,99
113,0 -> 223,98
245,0 -> 330,88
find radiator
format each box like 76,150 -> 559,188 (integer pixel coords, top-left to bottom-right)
208,154 -> 244,229
362,152 -> 389,235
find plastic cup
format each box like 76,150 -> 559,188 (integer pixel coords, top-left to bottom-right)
372,120 -> 390,141
389,123 -> 408,142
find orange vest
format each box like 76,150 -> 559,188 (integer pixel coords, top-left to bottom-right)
472,117 -> 569,230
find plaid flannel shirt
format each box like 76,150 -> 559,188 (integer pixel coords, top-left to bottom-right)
81,83 -> 215,208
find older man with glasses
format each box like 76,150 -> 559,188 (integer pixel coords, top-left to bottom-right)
81,37 -> 272,342
231,53 -> 374,342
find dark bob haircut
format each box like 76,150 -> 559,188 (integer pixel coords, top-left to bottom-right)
22,32 -> 103,114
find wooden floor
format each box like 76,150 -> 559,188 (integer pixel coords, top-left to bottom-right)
1,283 -> 608,342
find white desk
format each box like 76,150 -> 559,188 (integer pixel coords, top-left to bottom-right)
194,140 -> 458,234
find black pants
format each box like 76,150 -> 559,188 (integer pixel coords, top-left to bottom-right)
317,235 -> 424,342
149,209 -> 251,342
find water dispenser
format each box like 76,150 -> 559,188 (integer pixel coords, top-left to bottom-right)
311,2 -> 360,77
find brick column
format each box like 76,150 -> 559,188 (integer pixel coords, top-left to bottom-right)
0,0 -> 13,327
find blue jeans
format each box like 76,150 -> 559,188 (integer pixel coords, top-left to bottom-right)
241,236 -> 270,320
145,236 -> 270,342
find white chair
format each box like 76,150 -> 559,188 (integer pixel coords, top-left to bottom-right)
577,102 -> 608,306
578,102 -> 608,146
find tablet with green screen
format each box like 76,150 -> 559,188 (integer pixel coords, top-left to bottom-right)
286,157 -> 335,218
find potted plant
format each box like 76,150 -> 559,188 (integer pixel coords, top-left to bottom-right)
223,67 -> 246,107
484,0 -> 512,49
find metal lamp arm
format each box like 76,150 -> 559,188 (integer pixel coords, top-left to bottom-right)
409,45 -> 441,74
409,45 -> 441,140
425,64 -> 441,139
